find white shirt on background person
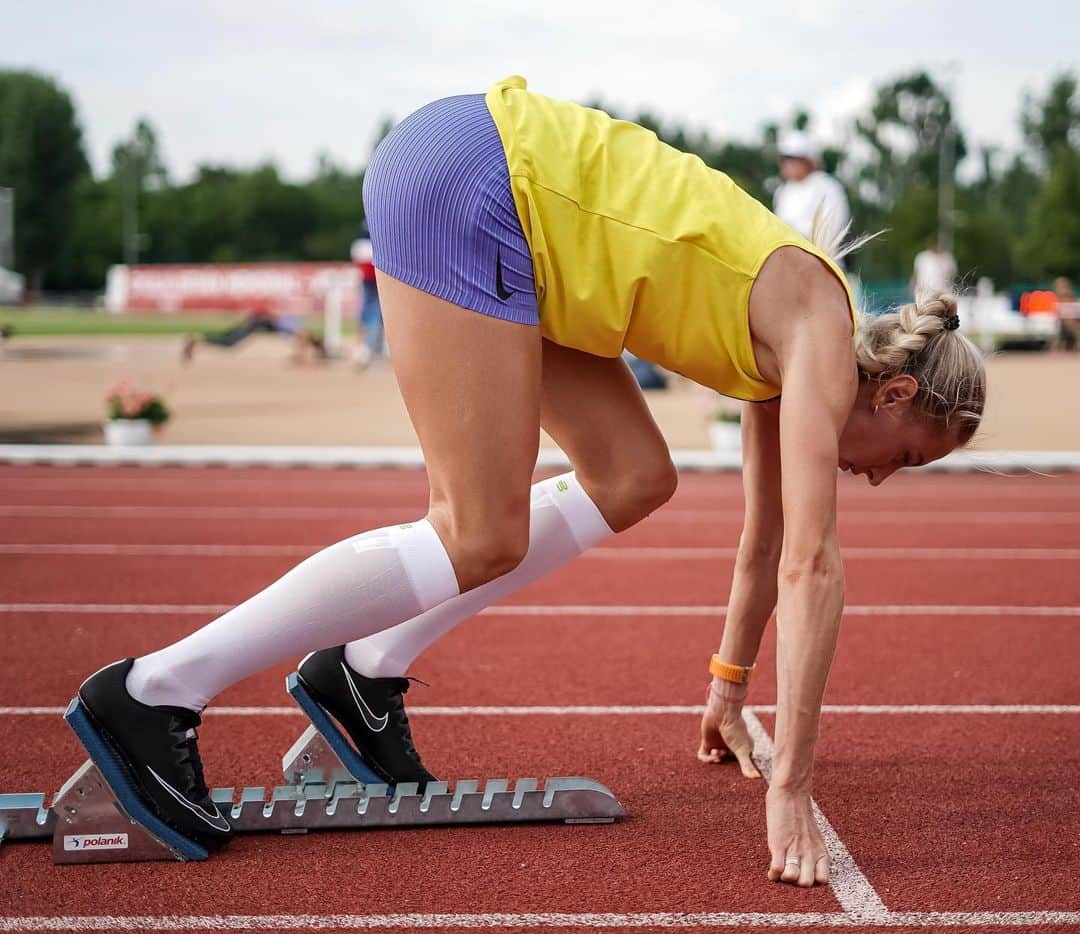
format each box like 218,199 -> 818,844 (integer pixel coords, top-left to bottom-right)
773,171 -> 851,242
912,248 -> 958,295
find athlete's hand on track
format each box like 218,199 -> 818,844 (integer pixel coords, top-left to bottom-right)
696,678 -> 760,779
765,786 -> 830,887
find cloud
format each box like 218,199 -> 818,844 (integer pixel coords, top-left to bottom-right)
5,0 -> 1077,180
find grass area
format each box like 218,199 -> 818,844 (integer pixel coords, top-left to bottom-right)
0,306 -> 354,338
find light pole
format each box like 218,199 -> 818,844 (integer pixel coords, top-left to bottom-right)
0,187 -> 13,271
122,163 -> 140,266
937,62 -> 961,254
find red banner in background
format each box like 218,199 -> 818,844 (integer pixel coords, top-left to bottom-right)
105,263 -> 357,315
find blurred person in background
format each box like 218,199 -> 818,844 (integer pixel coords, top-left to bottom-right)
73,77 -> 986,889
181,309 -> 325,365
773,131 -> 851,249
350,231 -> 385,367
1054,277 -> 1079,351
911,236 -> 958,298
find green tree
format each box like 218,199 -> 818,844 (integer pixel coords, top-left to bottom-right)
1022,73 -> 1079,164
1020,146 -> 1080,280
303,152 -> 364,259
1014,73 -> 1080,280
0,70 -> 89,287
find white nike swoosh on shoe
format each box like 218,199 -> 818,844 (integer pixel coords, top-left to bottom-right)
341,663 -> 389,733
147,766 -> 231,833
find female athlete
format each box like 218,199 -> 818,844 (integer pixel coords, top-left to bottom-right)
73,76 -> 986,887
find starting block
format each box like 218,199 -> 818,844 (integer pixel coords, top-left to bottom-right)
0,673 -> 624,864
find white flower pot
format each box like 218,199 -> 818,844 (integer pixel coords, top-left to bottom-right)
708,420 -> 742,452
104,418 -> 154,446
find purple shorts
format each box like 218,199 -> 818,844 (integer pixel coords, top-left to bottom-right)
362,94 -> 540,326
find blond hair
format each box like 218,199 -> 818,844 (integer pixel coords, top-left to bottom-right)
854,293 -> 985,443
804,207 -> 985,443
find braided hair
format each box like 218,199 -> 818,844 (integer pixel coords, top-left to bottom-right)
854,293 -> 985,442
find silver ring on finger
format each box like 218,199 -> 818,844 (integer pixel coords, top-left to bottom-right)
785,856 -> 801,866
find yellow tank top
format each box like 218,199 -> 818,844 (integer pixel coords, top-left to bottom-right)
485,76 -> 855,401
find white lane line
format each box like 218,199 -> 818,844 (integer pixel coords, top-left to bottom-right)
484,605 -> 1080,617
741,709 -> 888,919
4,705 -> 1080,718
3,543 -> 1080,560
589,547 -> 1080,561
3,603 -> 1080,618
4,504 -> 1080,524
10,470 -> 1079,497
1,913 -> 1079,930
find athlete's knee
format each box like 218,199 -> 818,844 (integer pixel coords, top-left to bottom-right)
583,457 -> 678,531
429,506 -> 530,591
627,458 -> 679,518
455,528 -> 530,590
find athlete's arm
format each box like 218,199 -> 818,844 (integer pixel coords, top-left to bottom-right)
699,401 -> 783,771
767,274 -> 857,887
697,400 -> 783,778
720,399 -> 784,664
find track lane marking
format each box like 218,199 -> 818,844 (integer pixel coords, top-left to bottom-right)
741,710 -> 887,918
4,705 -> 1077,717
2,912 -> 1080,929
5,504 -> 1080,524
3,603 -> 1079,617
10,470 -> 1080,497
3,543 -> 1080,560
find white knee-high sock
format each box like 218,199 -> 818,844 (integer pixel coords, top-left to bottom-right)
344,472 -> 612,678
126,519 -> 459,711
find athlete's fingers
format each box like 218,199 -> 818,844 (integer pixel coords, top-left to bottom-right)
815,854 -> 831,886
781,850 -> 802,884
733,745 -> 761,779
696,744 -> 729,764
767,849 -> 786,882
798,854 -> 817,888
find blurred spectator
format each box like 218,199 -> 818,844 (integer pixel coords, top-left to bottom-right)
1054,277 -> 1079,352
350,234 -> 385,368
773,131 -> 851,247
911,236 -> 958,297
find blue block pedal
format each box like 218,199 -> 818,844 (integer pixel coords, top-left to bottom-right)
285,672 -> 387,788
63,697 -> 209,861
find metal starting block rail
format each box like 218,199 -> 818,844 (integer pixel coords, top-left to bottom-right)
0,688 -> 624,864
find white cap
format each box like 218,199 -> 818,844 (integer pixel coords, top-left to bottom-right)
777,130 -> 820,163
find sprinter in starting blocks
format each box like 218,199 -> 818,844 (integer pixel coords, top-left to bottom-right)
0,661 -> 623,864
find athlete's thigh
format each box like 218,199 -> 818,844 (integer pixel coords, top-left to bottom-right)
379,269 -> 542,531
540,340 -> 673,529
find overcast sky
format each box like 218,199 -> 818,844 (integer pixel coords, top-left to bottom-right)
6,0 -> 1078,182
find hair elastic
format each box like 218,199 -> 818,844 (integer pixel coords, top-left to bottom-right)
943,316 -> 961,331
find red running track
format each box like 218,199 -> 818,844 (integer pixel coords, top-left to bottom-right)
1,465 -> 1079,932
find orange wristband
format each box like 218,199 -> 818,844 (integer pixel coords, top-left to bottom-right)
709,655 -> 755,684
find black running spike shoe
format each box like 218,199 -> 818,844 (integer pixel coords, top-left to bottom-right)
76,659 -> 232,849
297,646 -> 437,789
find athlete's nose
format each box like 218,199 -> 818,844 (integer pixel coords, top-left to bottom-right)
867,465 -> 899,486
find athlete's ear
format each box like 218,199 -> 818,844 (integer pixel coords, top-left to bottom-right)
875,375 -> 918,410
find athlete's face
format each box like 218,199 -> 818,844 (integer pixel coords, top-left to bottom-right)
837,377 -> 960,486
